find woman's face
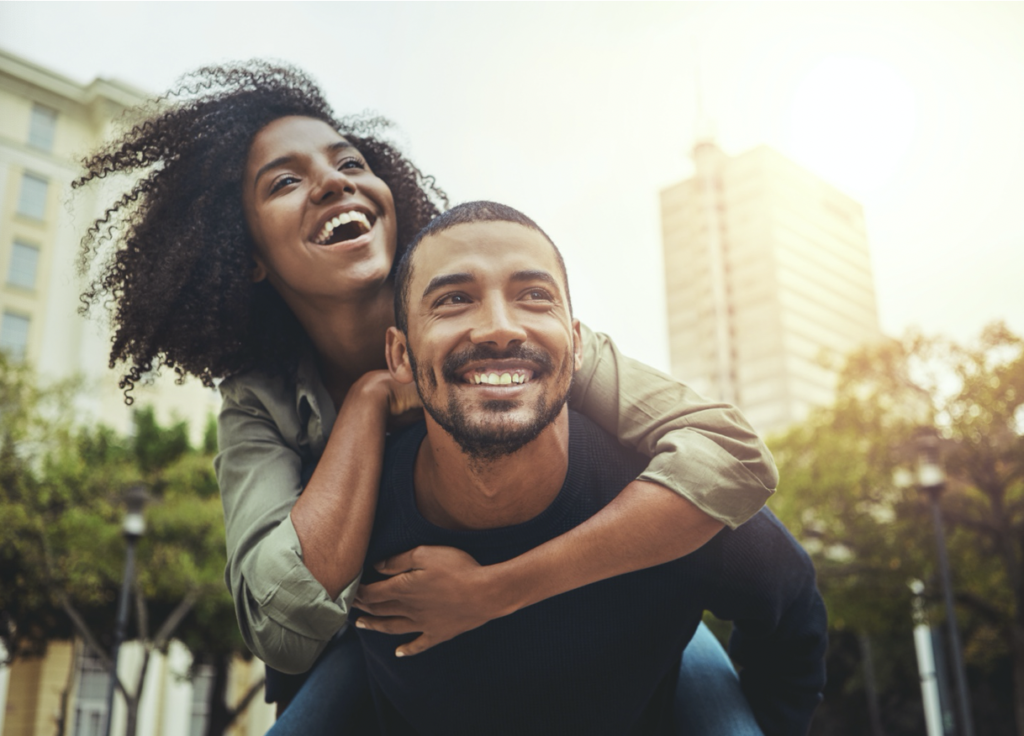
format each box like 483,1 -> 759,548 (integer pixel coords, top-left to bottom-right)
242,115 -> 397,305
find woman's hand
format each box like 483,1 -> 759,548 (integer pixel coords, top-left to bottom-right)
353,546 -> 514,657
353,370 -> 423,431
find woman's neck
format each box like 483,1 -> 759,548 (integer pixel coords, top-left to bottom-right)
291,283 -> 396,407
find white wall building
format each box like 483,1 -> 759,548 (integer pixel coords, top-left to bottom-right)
661,140 -> 882,435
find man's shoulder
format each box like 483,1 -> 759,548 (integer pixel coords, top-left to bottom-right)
566,410 -> 648,491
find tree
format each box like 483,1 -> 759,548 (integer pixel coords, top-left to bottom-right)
768,322 -> 1023,735
0,357 -> 262,735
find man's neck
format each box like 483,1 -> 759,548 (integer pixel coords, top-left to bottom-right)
413,409 -> 571,531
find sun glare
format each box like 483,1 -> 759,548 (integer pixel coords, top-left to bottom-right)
783,55 -> 918,201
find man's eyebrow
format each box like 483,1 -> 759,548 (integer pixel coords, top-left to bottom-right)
422,272 -> 475,301
510,269 -> 559,288
253,140 -> 354,190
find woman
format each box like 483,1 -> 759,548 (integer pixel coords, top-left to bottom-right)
75,61 -> 773,733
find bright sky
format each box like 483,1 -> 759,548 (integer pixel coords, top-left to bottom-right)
2,2 -> 1021,370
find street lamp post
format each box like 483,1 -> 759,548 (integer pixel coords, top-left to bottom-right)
914,427 -> 973,736
103,485 -> 148,736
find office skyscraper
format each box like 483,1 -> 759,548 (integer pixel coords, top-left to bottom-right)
660,141 -> 881,434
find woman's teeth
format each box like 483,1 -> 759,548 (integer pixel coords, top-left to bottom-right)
315,211 -> 371,245
470,372 -> 529,386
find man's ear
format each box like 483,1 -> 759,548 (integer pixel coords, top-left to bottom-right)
571,319 -> 583,372
251,254 -> 268,283
386,326 -> 415,384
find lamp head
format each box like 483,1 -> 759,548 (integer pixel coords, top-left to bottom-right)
913,426 -> 946,494
122,485 -> 149,540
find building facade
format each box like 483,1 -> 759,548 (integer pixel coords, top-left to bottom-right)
0,47 -> 220,443
660,141 -> 881,434
0,49 -> 266,736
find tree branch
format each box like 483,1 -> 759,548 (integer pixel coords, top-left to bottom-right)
135,586 -> 149,644
152,589 -> 200,650
222,675 -> 267,730
955,590 -> 1007,624
58,595 -> 128,698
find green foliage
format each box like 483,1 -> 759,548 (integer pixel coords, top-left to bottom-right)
0,357 -> 238,661
768,321 -> 1024,733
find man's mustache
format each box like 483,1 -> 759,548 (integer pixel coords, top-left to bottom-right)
440,344 -> 556,384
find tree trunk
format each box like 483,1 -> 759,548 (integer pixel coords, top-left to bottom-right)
124,695 -> 139,736
858,632 -> 886,736
204,654 -> 233,736
1013,620 -> 1024,736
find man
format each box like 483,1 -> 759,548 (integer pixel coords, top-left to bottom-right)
352,202 -> 827,735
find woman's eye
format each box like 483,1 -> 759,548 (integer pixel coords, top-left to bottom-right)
339,157 -> 367,171
270,175 -> 299,194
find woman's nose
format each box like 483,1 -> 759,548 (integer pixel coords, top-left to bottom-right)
310,164 -> 355,203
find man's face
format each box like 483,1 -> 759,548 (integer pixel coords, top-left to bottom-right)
389,221 -> 582,461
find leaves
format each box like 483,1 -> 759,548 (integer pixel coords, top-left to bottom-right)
0,356 -> 243,660
768,321 -> 1024,732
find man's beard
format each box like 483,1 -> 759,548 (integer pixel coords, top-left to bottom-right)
408,343 -> 573,463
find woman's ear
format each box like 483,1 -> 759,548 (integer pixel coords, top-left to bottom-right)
251,255 -> 268,283
386,327 -> 415,384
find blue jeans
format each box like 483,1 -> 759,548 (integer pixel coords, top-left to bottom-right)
267,622 -> 763,735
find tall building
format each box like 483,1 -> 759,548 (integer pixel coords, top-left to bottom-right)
660,141 -> 881,434
0,47 -> 220,442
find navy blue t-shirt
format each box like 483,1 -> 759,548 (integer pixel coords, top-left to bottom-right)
353,412 -> 826,736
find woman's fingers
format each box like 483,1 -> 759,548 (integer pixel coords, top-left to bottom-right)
353,615 -> 417,635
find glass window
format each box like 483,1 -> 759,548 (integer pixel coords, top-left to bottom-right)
0,312 -> 30,362
17,173 -> 48,220
8,241 -> 40,289
72,650 -> 110,736
189,664 -> 216,736
28,104 -> 58,151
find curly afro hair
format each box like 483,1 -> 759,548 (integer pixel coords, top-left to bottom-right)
75,61 -> 447,401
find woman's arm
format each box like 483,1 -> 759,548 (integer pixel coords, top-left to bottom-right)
354,324 -> 778,656
217,369 -> 399,674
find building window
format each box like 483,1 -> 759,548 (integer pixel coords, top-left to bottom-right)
0,312 -> 30,362
7,241 -> 40,289
189,664 -> 216,736
17,173 -> 48,220
28,103 -> 58,152
72,650 -> 110,736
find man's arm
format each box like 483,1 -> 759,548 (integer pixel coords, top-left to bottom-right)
705,510 -> 828,736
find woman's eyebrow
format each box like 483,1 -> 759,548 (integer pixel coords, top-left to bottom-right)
254,156 -> 293,190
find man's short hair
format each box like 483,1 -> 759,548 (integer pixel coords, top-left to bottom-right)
393,201 -> 571,333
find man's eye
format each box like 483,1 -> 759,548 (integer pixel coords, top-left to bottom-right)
436,293 -> 471,307
270,175 -> 299,193
524,288 -> 553,301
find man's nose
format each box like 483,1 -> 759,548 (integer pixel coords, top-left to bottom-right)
309,163 -> 355,203
470,298 -> 527,349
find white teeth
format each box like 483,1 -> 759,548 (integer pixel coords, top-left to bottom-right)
470,372 -> 528,385
315,211 -> 372,244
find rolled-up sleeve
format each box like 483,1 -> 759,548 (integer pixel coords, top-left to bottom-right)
568,323 -> 778,528
216,375 -> 359,674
